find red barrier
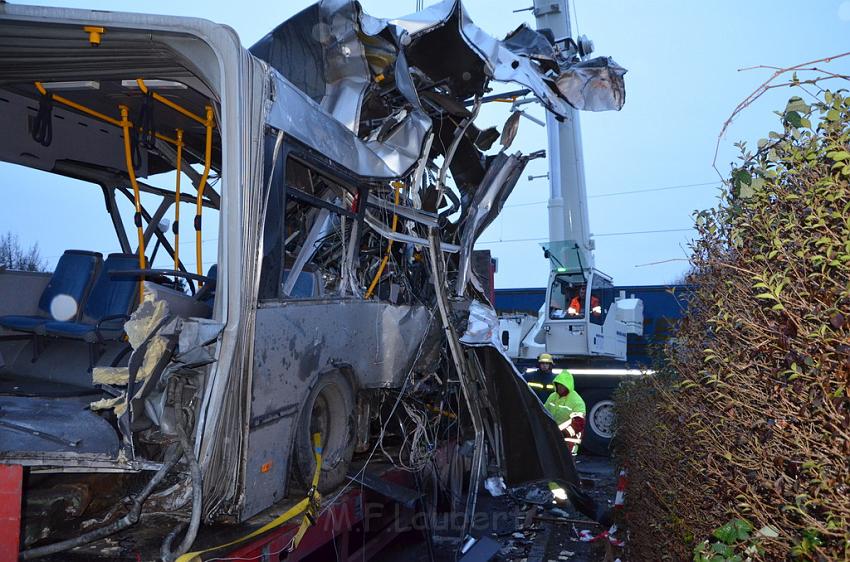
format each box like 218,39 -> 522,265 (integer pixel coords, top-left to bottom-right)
0,465 -> 22,562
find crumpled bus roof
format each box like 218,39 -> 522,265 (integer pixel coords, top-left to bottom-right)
254,0 -> 625,179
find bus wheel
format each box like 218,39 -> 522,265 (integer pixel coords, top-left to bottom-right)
294,371 -> 356,493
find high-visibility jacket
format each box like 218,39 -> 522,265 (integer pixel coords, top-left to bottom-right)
568,295 -> 600,315
544,371 -> 587,454
544,371 -> 586,425
524,368 -> 556,402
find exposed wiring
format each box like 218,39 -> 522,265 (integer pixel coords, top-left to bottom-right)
160,378 -> 204,561
317,306 -> 437,517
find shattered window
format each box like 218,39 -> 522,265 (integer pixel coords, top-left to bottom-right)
282,269 -> 317,299
281,155 -> 352,298
258,132 -> 286,301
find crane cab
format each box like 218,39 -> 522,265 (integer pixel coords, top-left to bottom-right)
500,241 -> 643,362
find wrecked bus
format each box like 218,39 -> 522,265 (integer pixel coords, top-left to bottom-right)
0,1 -> 625,558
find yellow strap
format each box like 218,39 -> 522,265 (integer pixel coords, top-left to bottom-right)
174,129 -> 183,271
119,105 -> 147,305
195,105 -> 214,279
175,432 -> 323,562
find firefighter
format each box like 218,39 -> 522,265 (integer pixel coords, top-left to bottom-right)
525,353 -> 556,402
544,370 -> 586,455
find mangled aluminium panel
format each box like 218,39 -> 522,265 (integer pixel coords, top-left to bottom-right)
257,0 -> 626,182
240,299 -> 436,519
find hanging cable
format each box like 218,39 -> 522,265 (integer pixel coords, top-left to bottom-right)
131,90 -> 156,170
174,129 -> 183,271
119,105 -> 147,305
33,82 -> 179,146
31,90 -> 53,147
195,105 -> 215,280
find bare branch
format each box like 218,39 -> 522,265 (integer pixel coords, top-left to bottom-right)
712,51 -> 850,175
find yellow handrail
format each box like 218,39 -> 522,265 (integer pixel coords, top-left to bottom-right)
118,105 -> 147,305
364,182 -> 401,299
134,80 -> 216,278
194,105 -> 215,279
136,78 -> 211,127
174,129 -> 184,271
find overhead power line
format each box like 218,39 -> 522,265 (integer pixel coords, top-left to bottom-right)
476,226 -> 694,245
591,181 -> 720,199
594,227 -> 694,237
504,180 -> 720,209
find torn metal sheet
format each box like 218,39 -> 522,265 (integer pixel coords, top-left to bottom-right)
364,212 -> 461,253
0,396 -> 120,456
455,151 -> 530,296
556,57 -> 627,112
459,300 -> 501,347
175,319 -> 224,368
283,207 -> 334,297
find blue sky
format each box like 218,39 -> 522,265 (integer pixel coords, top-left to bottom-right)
2,0 -> 848,287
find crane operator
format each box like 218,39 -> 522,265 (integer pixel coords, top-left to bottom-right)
568,285 -> 602,318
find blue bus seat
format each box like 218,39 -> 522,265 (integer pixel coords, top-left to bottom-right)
0,250 -> 101,334
44,253 -> 142,343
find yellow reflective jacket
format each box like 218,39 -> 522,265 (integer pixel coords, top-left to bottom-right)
543,370 -> 586,426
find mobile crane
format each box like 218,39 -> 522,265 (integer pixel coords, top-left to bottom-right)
499,0 -> 645,455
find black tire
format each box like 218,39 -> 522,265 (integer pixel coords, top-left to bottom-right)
294,371 -> 356,493
581,389 -> 616,456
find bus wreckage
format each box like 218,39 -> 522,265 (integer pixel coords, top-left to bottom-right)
0,0 -> 626,558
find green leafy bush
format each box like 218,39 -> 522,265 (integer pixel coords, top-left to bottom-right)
613,91 -> 850,560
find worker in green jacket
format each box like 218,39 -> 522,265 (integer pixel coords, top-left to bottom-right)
544,370 -> 586,455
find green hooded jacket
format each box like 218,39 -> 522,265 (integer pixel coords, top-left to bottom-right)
543,370 -> 586,426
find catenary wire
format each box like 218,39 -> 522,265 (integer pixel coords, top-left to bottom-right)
476,227 -> 694,245
504,181 -> 721,209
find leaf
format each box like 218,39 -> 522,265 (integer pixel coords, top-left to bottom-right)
785,97 -> 809,114
784,111 -> 803,128
826,109 -> 840,121
713,521 -> 739,544
828,150 -> 850,161
711,542 -> 735,557
732,518 -> 753,540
